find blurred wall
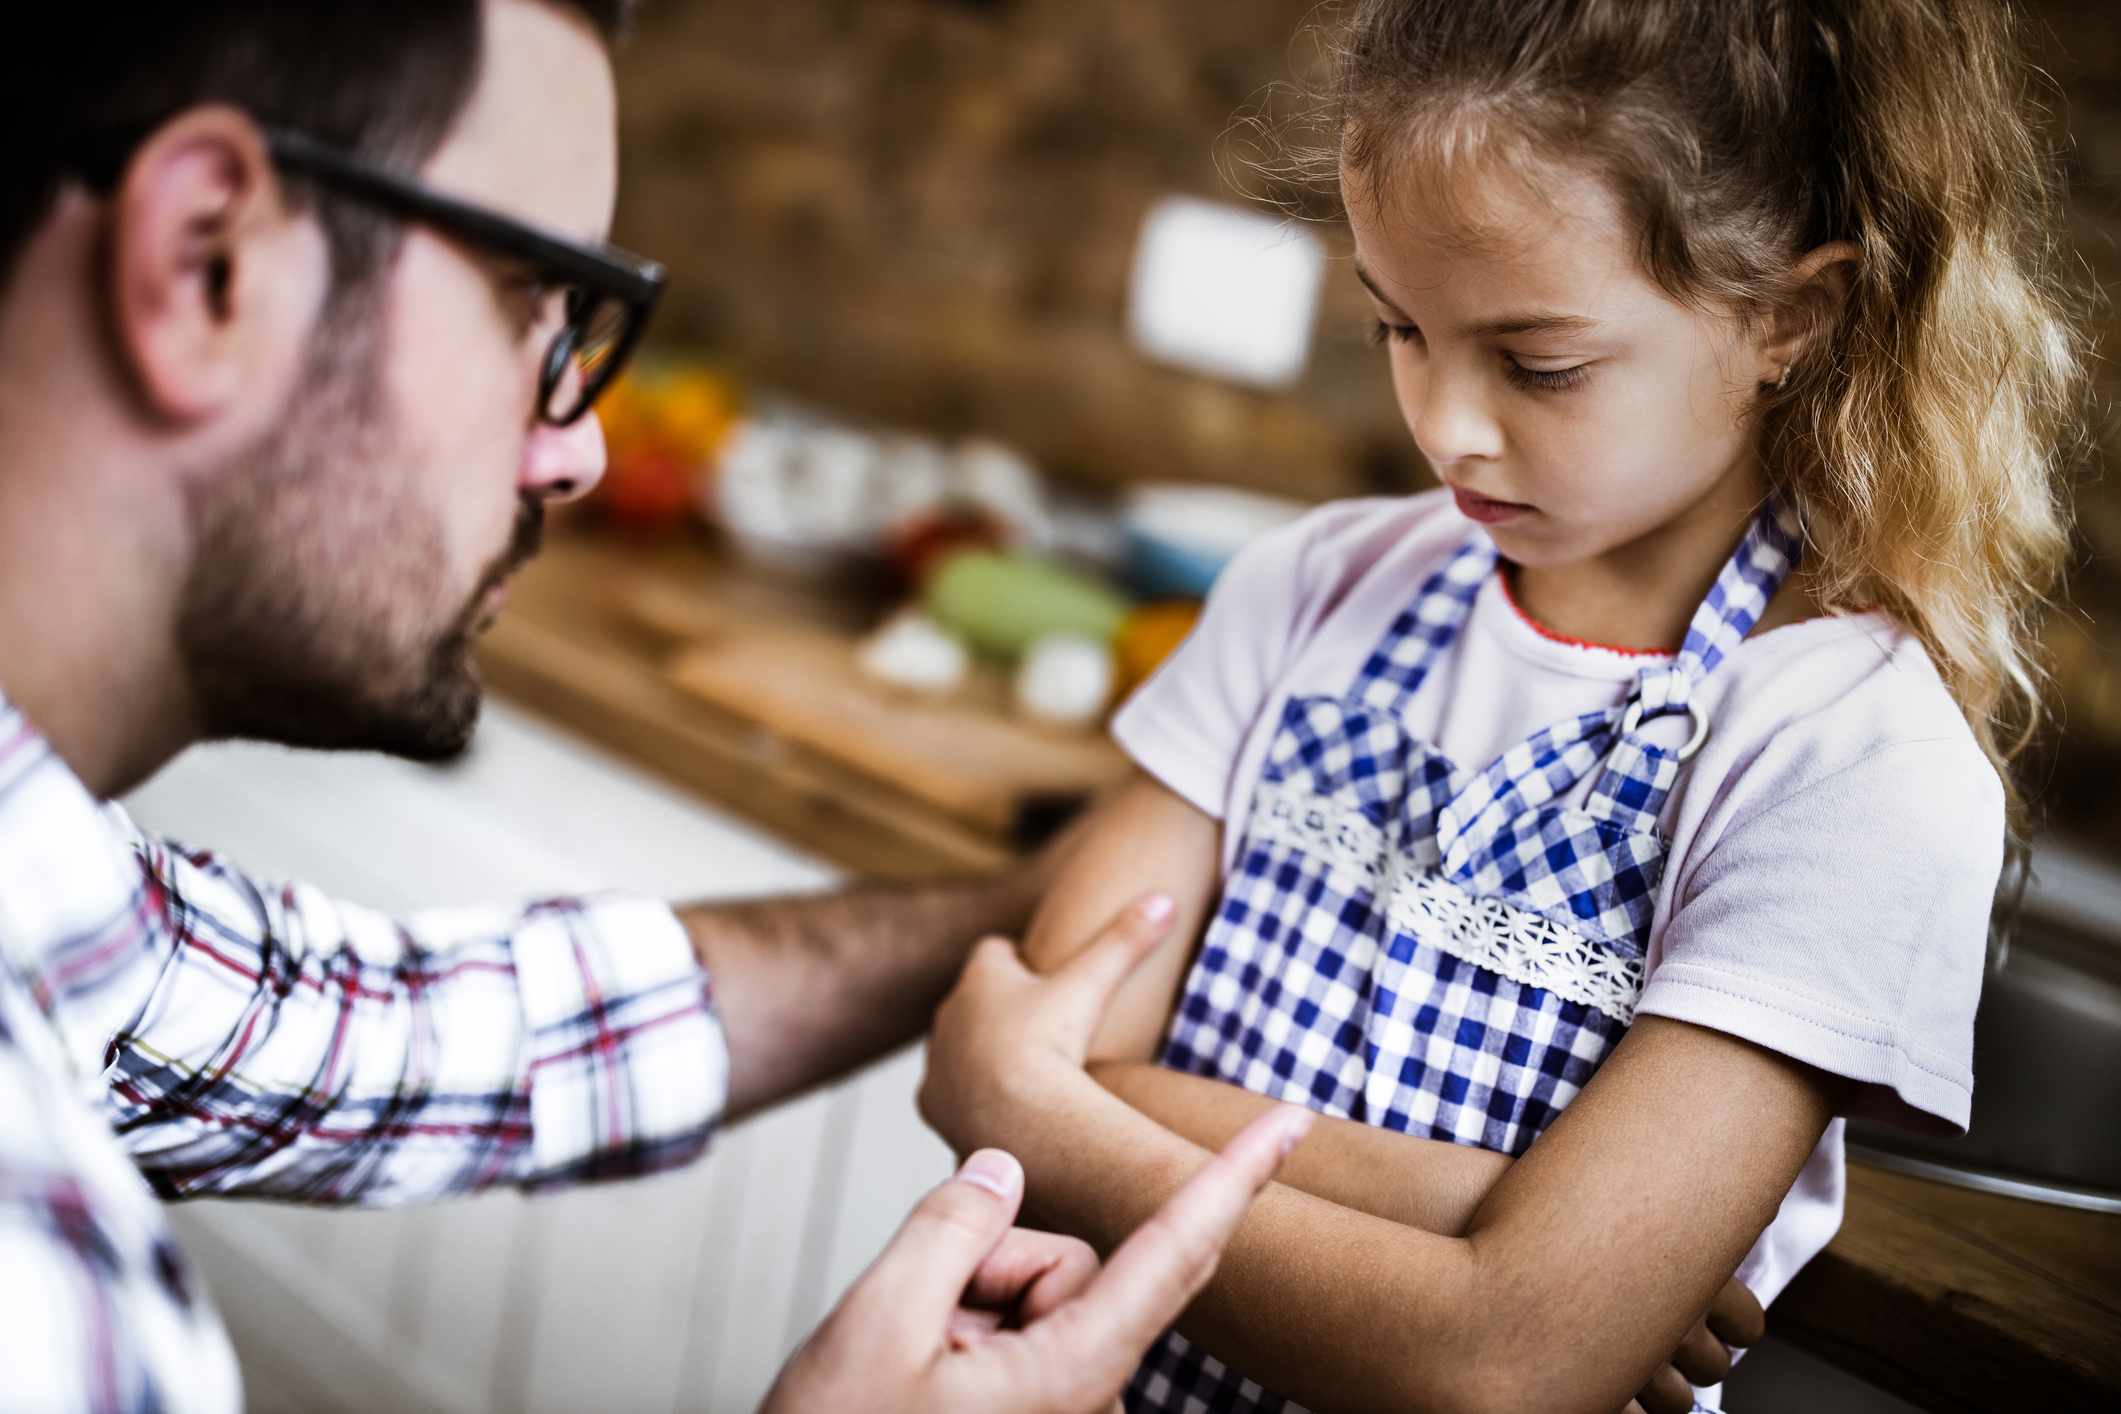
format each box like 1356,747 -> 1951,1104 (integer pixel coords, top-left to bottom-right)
611,0 -> 2121,844
609,0 -> 1422,504
2025,1 -> 2121,851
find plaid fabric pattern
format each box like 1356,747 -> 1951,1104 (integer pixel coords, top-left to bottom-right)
1128,504 -> 1798,1414
0,690 -> 727,1413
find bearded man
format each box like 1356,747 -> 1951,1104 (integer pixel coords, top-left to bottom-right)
0,3 -> 1306,1410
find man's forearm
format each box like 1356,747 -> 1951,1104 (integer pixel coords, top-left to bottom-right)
1091,1062 -> 1512,1236
683,871 -> 1040,1121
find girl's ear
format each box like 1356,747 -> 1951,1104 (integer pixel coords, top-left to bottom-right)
1757,241 -> 1861,387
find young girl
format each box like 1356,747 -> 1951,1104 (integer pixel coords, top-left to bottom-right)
982,0 -> 2083,1410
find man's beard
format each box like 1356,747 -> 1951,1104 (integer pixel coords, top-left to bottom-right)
174,293 -> 544,763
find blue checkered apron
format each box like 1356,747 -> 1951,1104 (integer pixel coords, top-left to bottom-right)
1125,501 -> 1804,1414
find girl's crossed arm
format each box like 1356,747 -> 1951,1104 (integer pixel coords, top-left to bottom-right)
1021,775 -> 1518,1239
959,773 -> 1827,1414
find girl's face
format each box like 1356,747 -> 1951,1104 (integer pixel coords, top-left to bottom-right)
1345,159 -> 1780,571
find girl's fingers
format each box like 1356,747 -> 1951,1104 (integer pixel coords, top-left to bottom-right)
1667,1315 -> 1734,1386
836,1149 -> 1026,1346
1633,1361 -> 1698,1414
1704,1274 -> 1765,1348
1046,893 -> 1179,1047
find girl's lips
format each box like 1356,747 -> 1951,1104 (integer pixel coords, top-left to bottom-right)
1451,487 -> 1535,524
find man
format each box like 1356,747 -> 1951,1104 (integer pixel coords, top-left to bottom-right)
0,2 -> 1302,1409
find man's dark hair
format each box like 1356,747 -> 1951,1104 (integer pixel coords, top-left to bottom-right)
4,0 -> 633,297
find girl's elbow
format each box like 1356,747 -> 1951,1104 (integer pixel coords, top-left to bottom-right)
1383,1345 -> 1541,1414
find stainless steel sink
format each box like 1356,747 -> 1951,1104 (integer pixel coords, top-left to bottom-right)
1847,838 -> 2121,1212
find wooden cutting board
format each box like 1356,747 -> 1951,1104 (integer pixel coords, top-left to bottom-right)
647,587 -> 1131,835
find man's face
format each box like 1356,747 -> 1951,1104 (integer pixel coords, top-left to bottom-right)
178,0 -> 616,758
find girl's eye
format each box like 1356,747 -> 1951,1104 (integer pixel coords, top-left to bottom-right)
1504,356 -> 1590,393
1370,318 -> 1422,348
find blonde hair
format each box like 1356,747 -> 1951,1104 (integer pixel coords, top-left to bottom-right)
1294,0 -> 2086,831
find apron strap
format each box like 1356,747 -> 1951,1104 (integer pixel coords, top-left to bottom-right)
1439,497 -> 1804,861
1354,533 -> 1497,718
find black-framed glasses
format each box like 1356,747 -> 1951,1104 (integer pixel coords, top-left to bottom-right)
263,127 -> 665,426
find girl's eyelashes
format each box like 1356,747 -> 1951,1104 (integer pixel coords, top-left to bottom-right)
1503,355 -> 1591,393
1368,317 -> 1591,393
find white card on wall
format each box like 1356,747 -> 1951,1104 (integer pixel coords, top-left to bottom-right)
1126,194 -> 1326,390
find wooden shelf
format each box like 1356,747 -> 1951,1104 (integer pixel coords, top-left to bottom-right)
478,524 -> 1018,882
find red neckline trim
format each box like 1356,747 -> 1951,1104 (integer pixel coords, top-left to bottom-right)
1496,568 -> 1676,659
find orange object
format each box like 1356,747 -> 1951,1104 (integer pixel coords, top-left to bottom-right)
1114,600 -> 1203,698
593,364 -> 742,530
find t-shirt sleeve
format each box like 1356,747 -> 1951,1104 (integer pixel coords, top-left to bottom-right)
1637,737 -> 2002,1135
1108,520 -> 1317,819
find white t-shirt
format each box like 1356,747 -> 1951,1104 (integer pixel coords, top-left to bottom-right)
1112,489 -> 2000,1317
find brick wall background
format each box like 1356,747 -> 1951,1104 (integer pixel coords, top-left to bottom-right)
2019,1 -> 2121,849
608,0 -> 1412,503
609,0 -> 2121,846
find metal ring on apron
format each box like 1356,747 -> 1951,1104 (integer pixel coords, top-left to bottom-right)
1620,698 -> 1709,761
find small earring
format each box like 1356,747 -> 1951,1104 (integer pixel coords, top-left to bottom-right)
1777,364 -> 1792,390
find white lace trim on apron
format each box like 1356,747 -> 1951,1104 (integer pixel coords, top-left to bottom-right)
1251,778 -> 1645,1025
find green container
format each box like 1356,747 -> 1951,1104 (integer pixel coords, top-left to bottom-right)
923,550 -> 1129,659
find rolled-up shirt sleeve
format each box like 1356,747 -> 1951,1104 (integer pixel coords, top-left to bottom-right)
101,815 -> 728,1203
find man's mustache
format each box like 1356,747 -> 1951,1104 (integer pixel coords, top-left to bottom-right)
464,493 -> 546,625
503,492 -> 546,577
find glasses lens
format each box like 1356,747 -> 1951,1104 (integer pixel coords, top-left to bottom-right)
540,289 -> 639,425
580,290 -> 632,409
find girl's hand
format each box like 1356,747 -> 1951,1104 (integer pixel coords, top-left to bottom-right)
1627,1276 -> 1767,1414
919,892 -> 1179,1161
759,1105 -> 1313,1414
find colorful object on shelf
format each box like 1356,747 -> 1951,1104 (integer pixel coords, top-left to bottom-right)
923,550 -> 1130,659
1114,599 -> 1204,698
1121,482 -> 1308,598
708,409 -> 1058,585
593,363 -> 742,530
888,506 -> 1011,591
1014,633 -> 1115,730
857,612 -> 970,696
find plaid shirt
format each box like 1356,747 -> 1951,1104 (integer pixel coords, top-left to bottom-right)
0,688 -> 728,1414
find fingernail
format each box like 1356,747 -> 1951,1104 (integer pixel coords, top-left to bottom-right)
1139,893 -> 1175,924
955,1149 -> 1021,1199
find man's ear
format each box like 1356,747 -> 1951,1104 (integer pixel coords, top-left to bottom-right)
1757,240 -> 1861,387
107,105 -> 325,424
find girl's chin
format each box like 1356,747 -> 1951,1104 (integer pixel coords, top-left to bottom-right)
1477,522 -> 1583,570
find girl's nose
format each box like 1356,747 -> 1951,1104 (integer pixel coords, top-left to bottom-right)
520,409 -> 607,503
1407,360 -> 1505,470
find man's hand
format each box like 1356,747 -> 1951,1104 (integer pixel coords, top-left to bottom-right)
1627,1275 -> 1767,1414
918,892 -> 1178,1161
759,1104 -> 1314,1414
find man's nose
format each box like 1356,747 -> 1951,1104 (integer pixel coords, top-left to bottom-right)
1409,360 -> 1504,469
520,410 -> 607,503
